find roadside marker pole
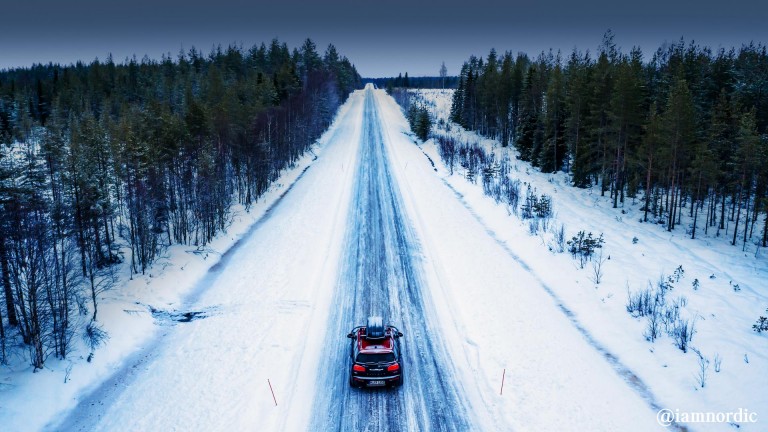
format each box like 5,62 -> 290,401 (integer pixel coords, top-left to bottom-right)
500,369 -> 505,396
268,379 -> 277,406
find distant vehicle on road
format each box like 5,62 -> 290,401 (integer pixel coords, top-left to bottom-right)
347,316 -> 404,388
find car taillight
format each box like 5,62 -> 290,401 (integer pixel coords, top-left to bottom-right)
387,363 -> 400,372
353,364 -> 366,372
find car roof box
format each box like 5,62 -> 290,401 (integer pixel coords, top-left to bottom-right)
366,316 -> 385,339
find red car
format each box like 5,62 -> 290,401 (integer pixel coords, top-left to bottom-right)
347,316 -> 404,388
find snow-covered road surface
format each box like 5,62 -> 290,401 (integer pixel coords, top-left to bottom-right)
308,89 -> 470,431
47,86 -> 665,431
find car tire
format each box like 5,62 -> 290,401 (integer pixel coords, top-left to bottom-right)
394,375 -> 403,387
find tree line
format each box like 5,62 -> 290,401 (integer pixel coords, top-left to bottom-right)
0,39 -> 360,368
449,31 -> 768,250
364,74 -> 459,90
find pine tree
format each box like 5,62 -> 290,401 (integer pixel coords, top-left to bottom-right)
510,53 -> 528,139
639,103 -> 663,222
450,64 -> 467,125
478,49 -> 500,138
498,52 -> 514,147
608,48 -> 647,206
591,32 -> 619,196
541,60 -> 566,173
688,139 -> 717,239
732,109 -> 760,246
516,65 -> 540,162
566,50 -> 595,187
661,77 -> 696,231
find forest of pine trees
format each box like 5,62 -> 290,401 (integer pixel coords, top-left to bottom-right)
0,39 -> 360,368
450,32 -> 768,249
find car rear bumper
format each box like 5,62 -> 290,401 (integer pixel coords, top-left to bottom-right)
351,375 -> 401,386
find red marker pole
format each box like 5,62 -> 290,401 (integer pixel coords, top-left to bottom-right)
500,369 -> 506,396
268,379 -> 277,406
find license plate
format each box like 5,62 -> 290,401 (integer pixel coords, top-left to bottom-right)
368,380 -> 385,386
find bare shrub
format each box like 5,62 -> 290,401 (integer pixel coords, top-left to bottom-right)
672,317 -> 695,353
697,355 -> 709,388
551,223 -> 566,253
528,219 -> 540,236
591,247 -> 607,285
501,176 -> 520,214
481,164 -> 499,197
644,303 -> 662,342
657,273 -> 673,297
540,213 -> 552,232
627,286 -> 655,317
713,353 -> 722,373
661,296 -> 686,334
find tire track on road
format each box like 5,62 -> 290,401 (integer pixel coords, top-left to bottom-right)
309,87 -> 470,432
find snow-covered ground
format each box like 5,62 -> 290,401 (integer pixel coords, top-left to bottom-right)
412,88 -> 768,431
2,85 -> 764,431
0,92 -> 362,431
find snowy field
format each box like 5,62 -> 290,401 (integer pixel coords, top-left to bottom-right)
412,88 -> 768,431
1,86 -> 764,431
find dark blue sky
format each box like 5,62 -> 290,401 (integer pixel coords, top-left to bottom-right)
2,0 -> 766,77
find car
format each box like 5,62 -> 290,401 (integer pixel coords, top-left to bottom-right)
347,316 -> 404,388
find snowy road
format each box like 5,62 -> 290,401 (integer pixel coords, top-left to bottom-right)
46,86 -> 665,432
308,90 -> 470,431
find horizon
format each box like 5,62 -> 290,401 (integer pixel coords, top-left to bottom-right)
1,0 -> 767,77
3,34 -> 767,80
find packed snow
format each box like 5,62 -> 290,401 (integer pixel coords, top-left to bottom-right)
309,87 -> 472,431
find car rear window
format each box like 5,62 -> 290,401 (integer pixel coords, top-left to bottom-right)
356,353 -> 395,363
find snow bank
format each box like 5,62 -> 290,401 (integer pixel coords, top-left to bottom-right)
408,88 -> 768,431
